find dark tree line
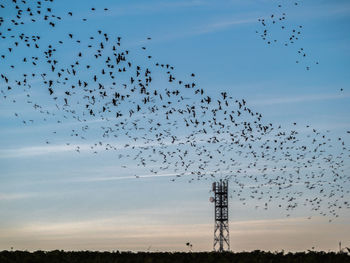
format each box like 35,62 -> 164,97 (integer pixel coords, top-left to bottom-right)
0,250 -> 349,263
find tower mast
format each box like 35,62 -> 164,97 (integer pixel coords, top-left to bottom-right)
212,179 -> 230,252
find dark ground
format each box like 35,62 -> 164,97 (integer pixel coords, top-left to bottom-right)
1,250 -> 350,263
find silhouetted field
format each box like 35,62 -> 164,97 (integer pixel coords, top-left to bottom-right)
1,250 -> 350,263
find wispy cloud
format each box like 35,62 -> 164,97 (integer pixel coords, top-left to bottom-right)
0,193 -> 37,201
195,17 -> 256,34
250,92 -> 350,106
0,140 -> 165,159
0,130 -> 213,159
142,16 -> 256,45
0,144 -> 81,158
67,168 -> 241,183
71,172 -> 180,183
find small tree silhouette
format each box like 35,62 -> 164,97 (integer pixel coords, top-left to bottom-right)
186,242 -> 193,252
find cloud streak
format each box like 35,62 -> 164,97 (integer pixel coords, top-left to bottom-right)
0,193 -> 37,201
145,16 -> 256,45
249,92 -> 350,106
0,144 -> 81,158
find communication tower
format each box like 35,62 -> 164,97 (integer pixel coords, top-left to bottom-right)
210,179 -> 230,252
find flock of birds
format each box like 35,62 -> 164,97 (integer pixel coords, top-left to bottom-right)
0,0 -> 349,221
256,1 -> 319,71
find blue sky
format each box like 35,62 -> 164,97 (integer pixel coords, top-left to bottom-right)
0,0 -> 350,252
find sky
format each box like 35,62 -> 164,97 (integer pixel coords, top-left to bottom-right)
0,0 -> 350,252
